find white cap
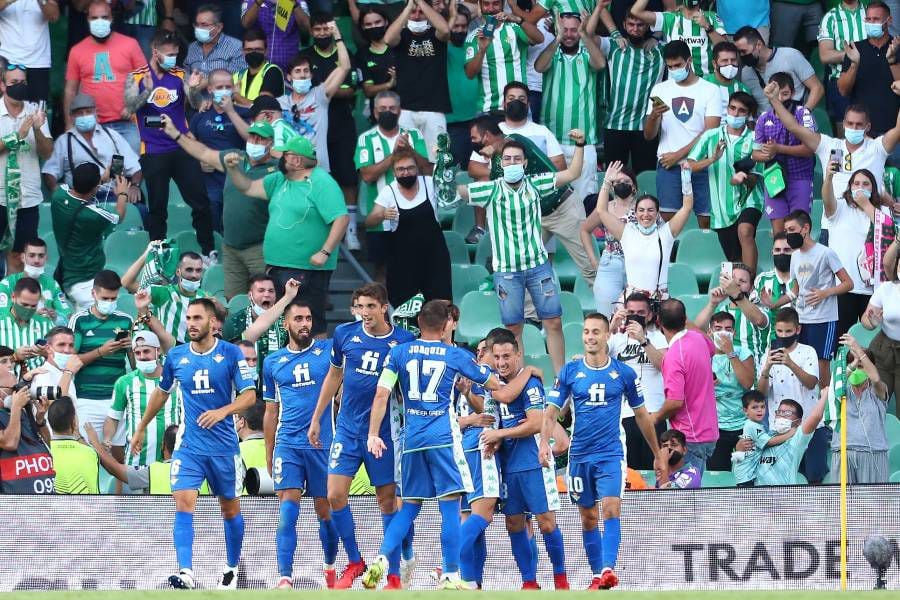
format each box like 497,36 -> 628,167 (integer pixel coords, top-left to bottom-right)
132,331 -> 161,349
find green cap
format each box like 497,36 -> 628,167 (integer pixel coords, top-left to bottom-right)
274,135 -> 316,159
848,368 -> 869,387
247,120 -> 274,139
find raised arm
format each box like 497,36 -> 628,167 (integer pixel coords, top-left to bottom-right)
553,129 -> 585,187
592,161 -> 626,240
323,28 -> 352,99
243,279 -> 300,342
161,113 -> 223,169
224,152 -> 268,198
630,0 -> 657,25
419,0 -> 450,41
667,165 -> 696,236
121,245 -> 150,294
763,82 -> 821,151
822,159 -> 838,218
385,0 -> 415,46
534,27 -> 560,74
579,12 -> 607,71
881,82 -> 900,152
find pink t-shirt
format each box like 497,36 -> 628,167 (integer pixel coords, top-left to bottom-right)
65,33 -> 147,123
662,329 -> 719,444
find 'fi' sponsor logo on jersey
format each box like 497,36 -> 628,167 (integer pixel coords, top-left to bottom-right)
192,369 -> 214,394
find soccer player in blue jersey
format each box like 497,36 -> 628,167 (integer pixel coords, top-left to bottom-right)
480,328 -> 570,590
307,283 -> 416,589
540,313 -> 666,590
130,298 -> 258,590
262,301 -> 339,590
362,300 -> 507,590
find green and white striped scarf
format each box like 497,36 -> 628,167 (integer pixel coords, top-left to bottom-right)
0,132 -> 24,253
824,345 -> 850,431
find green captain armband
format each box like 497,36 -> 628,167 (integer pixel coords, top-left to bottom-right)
377,368 -> 398,390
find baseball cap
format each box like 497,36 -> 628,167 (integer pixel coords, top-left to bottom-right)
132,331 -> 161,350
69,93 -> 96,113
250,95 -> 282,117
247,120 -> 274,139
274,136 -> 316,159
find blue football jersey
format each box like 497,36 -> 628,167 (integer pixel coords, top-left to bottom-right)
497,373 -> 545,474
382,340 -> 492,452
548,357 -> 644,460
263,339 -> 334,450
330,321 -> 416,440
160,339 -> 257,456
456,380 -> 500,452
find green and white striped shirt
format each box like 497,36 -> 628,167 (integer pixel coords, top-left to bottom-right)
688,125 -> 763,229
150,283 -> 210,343
465,22 -> 530,112
0,273 -> 72,326
818,3 -> 867,79
754,269 -> 793,344
540,45 -> 599,145
126,0 -> 158,26
537,0 -> 596,16
600,38 -> 664,131
711,296 -> 771,372
653,11 -> 726,76
0,307 -> 52,370
109,369 -> 180,467
467,173 -> 556,272
702,73 -> 751,117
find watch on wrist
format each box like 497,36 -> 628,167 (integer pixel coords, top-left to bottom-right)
640,340 -> 648,348
727,351 -> 738,359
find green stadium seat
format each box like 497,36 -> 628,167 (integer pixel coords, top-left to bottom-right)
474,234 -> 492,270
701,470 -> 736,488
43,233 -> 59,267
794,472 -> 808,485
120,203 -> 144,231
679,294 -> 709,322
174,230 -> 202,255
451,263 -> 489,304
886,415 -> 900,445
559,290 -> 584,325
38,203 -> 53,236
103,230 -> 150,272
890,470 -> 900,483
564,321 -> 583,360
521,323 -> 546,355
848,322 -> 879,348
636,170 -> 656,196
116,292 -> 137,317
667,263 -> 699,296
524,353 -> 555,378
552,243 -> 581,290
756,228 -> 774,272
675,229 -> 726,288
451,204 -> 476,236
457,291 -> 501,345
202,264 -> 225,296
573,277 -> 596,314
167,201 -> 194,234
444,231 -> 470,264
889,444 -> 900,474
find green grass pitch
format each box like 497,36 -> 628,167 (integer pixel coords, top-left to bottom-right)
5,592 -> 900,600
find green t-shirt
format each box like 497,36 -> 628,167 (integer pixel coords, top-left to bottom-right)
712,345 -> 753,431
755,429 -> 813,486
50,187 -> 118,289
219,150 -> 278,250
446,43 -> 482,124
150,283 -> 210,343
0,272 -> 71,326
733,418 -> 771,484
261,169 -> 348,271
69,308 -> 134,400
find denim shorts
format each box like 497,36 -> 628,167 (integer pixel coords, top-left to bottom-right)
656,162 -> 711,217
492,260 -> 562,325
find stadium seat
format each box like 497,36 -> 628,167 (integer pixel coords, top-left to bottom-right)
756,228 -> 774,272
890,470 -> 900,483
636,170 -> 656,196
848,321 -> 879,348
889,444 -> 900,474
563,321 -> 583,359
524,353 -> 555,377
521,323 -> 546,355
457,291 -> 501,345
559,291 -> 584,325
120,203 -> 144,231
228,293 -> 250,315
43,233 -> 59,266
167,201 -> 194,234
444,231 -> 470,265
667,263 -> 699,296
116,292 -> 137,317
474,234 -> 492,270
451,263 -> 489,304
701,470 -> 736,488
573,277 -> 596,314
174,230 -> 202,255
886,415 -> 900,445
103,230 -> 150,272
552,243 -> 581,289
38,203 -> 53,236
451,204 -> 476,237
202,264 -> 225,297
678,294 -> 709,322
675,229 -> 726,289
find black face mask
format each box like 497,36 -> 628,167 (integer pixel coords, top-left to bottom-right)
450,31 -> 467,46
626,33 -> 647,46
667,450 -> 684,467
377,110 -> 399,131
741,52 -> 759,68
278,156 -> 287,173
471,140 -> 484,153
613,182 -> 633,199
773,253 -> 792,272
785,232 -> 804,249
245,51 -> 266,69
314,36 -> 333,50
396,174 -> 417,188
4,82 -> 27,102
777,333 -> 799,348
363,25 -> 387,41
505,99 -> 528,121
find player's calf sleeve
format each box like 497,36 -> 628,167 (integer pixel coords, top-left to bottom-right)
381,504 -> 420,574
542,527 -> 566,575
438,498 -> 462,574
173,511 -> 194,571
602,517 -> 621,570
509,529 -> 537,582
223,512 -> 245,569
459,514 -> 489,581
277,500 -> 300,577
582,527 -> 604,574
402,521 -> 415,561
474,531 -> 488,585
331,506 -> 361,563
318,518 -> 339,566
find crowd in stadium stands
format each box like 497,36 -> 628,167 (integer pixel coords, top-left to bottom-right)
0,0 -> 899,505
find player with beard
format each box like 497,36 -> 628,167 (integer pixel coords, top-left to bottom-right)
263,301 -> 339,589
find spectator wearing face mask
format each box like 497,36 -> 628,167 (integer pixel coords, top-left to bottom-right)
240,0 -> 309,73
28,326 -> 81,402
703,42 -> 752,117
445,4 -> 481,168
630,0 -> 726,76
862,238 -> 900,406
232,29 -> 286,106
0,239 -> 71,326
185,4 -> 248,75
655,429 -> 701,489
0,0 -> 58,103
354,8 -> 397,121
753,393 -> 826,486
731,390 -> 790,486
817,0 -> 867,135
0,277 -> 52,371
825,334 -> 890,483
756,232 -> 797,342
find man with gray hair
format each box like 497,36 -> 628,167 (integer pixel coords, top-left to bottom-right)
185,3 -> 247,75
354,91 -> 431,280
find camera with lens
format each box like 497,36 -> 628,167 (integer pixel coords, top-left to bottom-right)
13,380 -> 61,401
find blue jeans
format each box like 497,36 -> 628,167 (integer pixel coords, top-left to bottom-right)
684,441 -> 716,477
656,162 -> 711,217
593,252 -> 625,317
205,178 -> 224,234
104,119 -> 141,157
493,260 -> 562,326
800,426 -> 833,484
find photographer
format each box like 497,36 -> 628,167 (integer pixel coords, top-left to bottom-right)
29,326 -> 82,402
0,357 -> 54,494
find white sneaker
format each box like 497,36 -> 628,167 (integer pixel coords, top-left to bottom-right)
219,566 -> 238,590
345,229 -> 361,251
275,576 -> 293,589
168,569 -> 196,589
202,250 -> 219,267
400,553 -> 417,586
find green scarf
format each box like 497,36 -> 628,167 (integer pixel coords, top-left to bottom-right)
824,345 -> 850,432
1,132 -> 25,253
433,133 -> 459,209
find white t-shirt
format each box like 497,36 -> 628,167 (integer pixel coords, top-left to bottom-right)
646,77 -> 722,156
0,0 -> 51,68
814,135 -> 888,229
765,342 -> 821,430
620,221 -> 675,294
608,328 -> 668,415
525,19 -> 553,93
277,85 -> 331,172
374,176 -> 438,232
0,100 -> 52,209
31,361 -> 78,403
869,281 -> 900,339
827,199 -> 875,294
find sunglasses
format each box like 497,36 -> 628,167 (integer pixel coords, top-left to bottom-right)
6,64 -> 27,71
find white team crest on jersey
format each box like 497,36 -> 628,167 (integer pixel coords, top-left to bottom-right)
351,336 -> 362,343
610,371 -> 619,379
213,354 -> 224,363
313,348 -> 323,355
388,341 -> 398,348
575,372 -> 586,378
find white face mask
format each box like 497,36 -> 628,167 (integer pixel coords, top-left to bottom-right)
773,417 -> 793,434
23,264 -> 45,278
96,299 -> 117,316
252,303 -> 266,316
53,352 -> 71,370
180,278 -> 201,293
136,359 -> 158,374
719,64 -> 739,80
713,330 -> 733,348
407,19 -> 430,33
